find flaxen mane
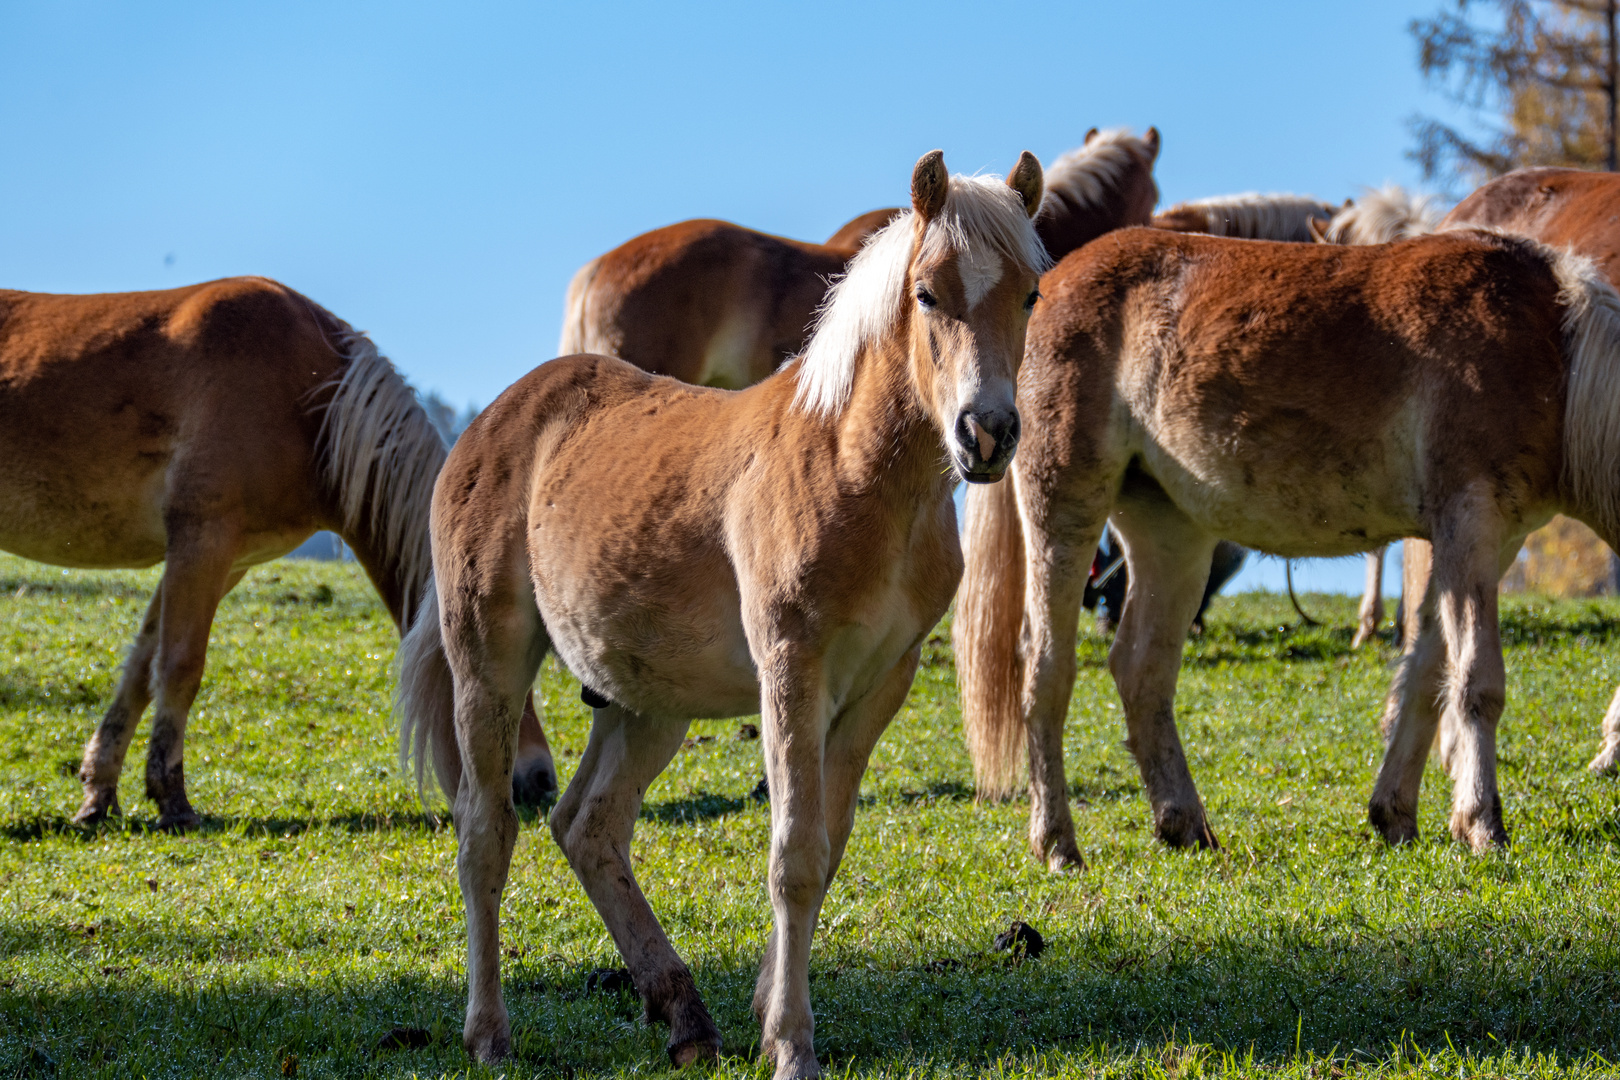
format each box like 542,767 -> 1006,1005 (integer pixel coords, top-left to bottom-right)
793,174 -> 1050,416
316,329 -> 448,628
1323,185 -> 1443,245
1158,192 -> 1338,241
1040,129 -> 1159,218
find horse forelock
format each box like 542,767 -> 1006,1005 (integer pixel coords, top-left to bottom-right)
1325,185 -> 1444,245
1039,129 -> 1157,220
793,173 -> 1049,417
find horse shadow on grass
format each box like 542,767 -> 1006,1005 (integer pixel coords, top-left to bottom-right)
4,922 -> 1620,1076
0,809 -> 449,843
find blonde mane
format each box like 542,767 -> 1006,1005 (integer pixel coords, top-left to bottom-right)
793,173 -> 1050,416
1161,192 -> 1338,241
1040,128 -> 1158,216
1323,185 -> 1444,245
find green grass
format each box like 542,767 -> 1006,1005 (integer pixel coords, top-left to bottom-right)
4,552 -> 1620,1078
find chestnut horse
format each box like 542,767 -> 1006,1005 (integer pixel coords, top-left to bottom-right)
1393,167 -> 1620,775
397,152 -> 1048,1076
955,226 -> 1620,868
558,127 -> 1158,387
0,278 -> 556,828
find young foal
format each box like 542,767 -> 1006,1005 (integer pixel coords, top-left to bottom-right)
956,225 -> 1620,867
0,280 -> 563,828
558,127 -> 1157,389
398,152 -> 1048,1076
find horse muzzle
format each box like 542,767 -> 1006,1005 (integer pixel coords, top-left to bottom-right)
952,406 -> 1020,483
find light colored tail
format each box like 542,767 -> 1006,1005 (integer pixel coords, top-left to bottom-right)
317,330 -> 448,629
395,579 -> 462,805
953,477 -> 1028,799
1555,249 -> 1620,545
558,255 -> 606,356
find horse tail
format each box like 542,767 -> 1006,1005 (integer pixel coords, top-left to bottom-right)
396,577 -> 462,804
316,329 -> 448,630
558,255 -> 607,356
1554,249 -> 1620,545
954,476 -> 1028,799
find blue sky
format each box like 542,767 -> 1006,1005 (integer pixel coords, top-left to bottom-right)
0,1 -> 1472,593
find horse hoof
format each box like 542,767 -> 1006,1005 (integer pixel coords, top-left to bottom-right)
1041,836 -> 1086,872
157,808 -> 201,833
667,1035 -> 720,1069
1589,741 -> 1620,775
462,1014 -> 512,1063
1153,806 -> 1216,850
1449,812 -> 1509,853
1368,797 -> 1418,845
72,790 -> 120,826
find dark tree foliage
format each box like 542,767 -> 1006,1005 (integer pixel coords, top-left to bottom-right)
1410,0 -> 1618,191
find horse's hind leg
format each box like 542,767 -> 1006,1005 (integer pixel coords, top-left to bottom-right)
1108,493 -> 1220,849
1353,547 -> 1386,649
1432,492 -> 1511,851
140,522 -> 247,830
74,587 -> 163,824
1368,574 -> 1443,844
440,561 -> 548,1063
550,704 -> 720,1066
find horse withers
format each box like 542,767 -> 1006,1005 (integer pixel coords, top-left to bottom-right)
955,225 -> 1620,867
0,279 -> 555,828
397,151 -> 1049,1076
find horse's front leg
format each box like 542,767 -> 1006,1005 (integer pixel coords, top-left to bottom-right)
550,703 -> 720,1066
1589,683 -> 1620,773
1369,579 -> 1443,844
753,646 -> 921,1041
142,531 -> 246,831
754,650 -> 832,1080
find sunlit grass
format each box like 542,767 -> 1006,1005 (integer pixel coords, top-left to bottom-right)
3,553 -> 1620,1077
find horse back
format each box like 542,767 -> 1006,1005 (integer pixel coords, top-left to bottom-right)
1447,168 -> 1620,284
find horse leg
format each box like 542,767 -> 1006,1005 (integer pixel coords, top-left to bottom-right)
1590,684 -> 1620,774
550,703 -> 720,1066
1368,577 -> 1443,844
1108,498 -> 1219,848
752,646 -> 920,1042
512,690 -> 557,807
1436,536 -> 1526,775
1353,547 -> 1386,649
1423,494 -> 1511,851
74,585 -> 162,823
141,528 -> 246,830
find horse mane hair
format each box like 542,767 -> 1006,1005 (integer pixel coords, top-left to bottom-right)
1039,128 -> 1159,217
316,328 -> 448,628
1323,185 -> 1444,245
1159,192 -> 1339,241
1551,243 -> 1620,542
792,173 -> 1051,416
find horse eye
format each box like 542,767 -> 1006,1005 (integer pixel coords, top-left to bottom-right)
1025,290 -> 1041,310
915,286 -> 937,309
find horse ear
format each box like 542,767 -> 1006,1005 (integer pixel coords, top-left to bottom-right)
1083,127 -> 1100,145
912,150 -> 949,222
1342,198 -> 1354,209
1143,126 -> 1161,160
1307,215 -> 1331,244
1007,151 -> 1044,219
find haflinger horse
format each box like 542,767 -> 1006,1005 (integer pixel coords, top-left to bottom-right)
559,127 -> 1158,389
1150,191 -> 1339,241
1306,186 -> 1446,648
396,151 -> 1049,1076
0,280 -> 562,828
955,223 -> 1620,869
1391,166 -> 1620,775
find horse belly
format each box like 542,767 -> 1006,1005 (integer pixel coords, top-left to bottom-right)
0,458 -> 169,568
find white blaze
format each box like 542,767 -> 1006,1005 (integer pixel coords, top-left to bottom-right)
959,248 -> 1003,308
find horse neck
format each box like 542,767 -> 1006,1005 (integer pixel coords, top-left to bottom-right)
339,515 -> 433,635
827,332 -> 950,501
1037,183 -> 1146,263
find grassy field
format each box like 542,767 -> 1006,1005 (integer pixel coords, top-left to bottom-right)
4,553 -> 1620,1078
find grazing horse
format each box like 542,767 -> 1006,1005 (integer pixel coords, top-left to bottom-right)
558,127 -> 1157,388
1302,186 -> 1447,648
0,278 -> 566,829
396,151 -> 1048,1076
955,225 -> 1620,868
1389,167 -> 1620,774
